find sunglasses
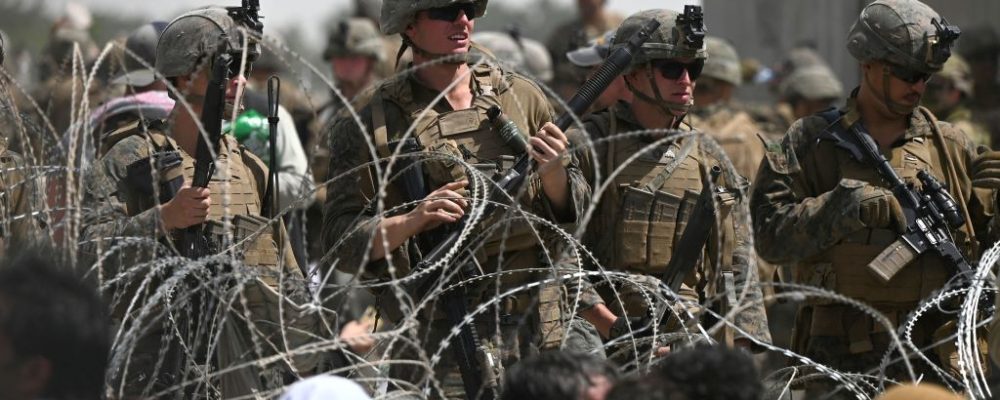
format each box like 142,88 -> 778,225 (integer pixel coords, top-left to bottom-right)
427,3 -> 478,22
888,64 -> 932,84
652,59 -> 705,81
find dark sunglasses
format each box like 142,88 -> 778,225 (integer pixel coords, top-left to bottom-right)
652,59 -> 705,81
427,3 -> 478,22
889,64 -> 932,84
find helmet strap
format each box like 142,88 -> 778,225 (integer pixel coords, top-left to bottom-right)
865,65 -> 916,116
627,63 -> 693,120
399,34 -> 467,67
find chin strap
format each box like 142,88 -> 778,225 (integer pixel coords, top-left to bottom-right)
627,62 -> 694,118
396,35 -> 470,67
864,65 -> 918,116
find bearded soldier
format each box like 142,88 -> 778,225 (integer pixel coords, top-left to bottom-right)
752,0 -> 1000,395
322,0 -> 603,397
568,9 -> 771,360
81,8 -> 319,397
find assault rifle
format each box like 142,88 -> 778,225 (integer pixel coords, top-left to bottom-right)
817,110 -> 973,284
180,0 -> 263,258
394,19 -> 661,400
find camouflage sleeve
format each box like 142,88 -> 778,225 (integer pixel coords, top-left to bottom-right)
935,120 -> 1000,251
79,137 -> 166,263
750,119 -> 867,264
320,113 -> 409,281
709,150 -> 771,346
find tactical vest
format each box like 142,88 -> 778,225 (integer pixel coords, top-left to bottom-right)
801,110 -> 973,307
103,123 -> 283,275
588,109 -> 737,317
370,63 -> 541,256
691,105 -> 766,183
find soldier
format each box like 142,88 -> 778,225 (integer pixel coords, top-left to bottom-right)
778,65 -> 844,121
322,0 -> 605,396
925,54 -> 991,147
958,25 -> 1000,148
691,36 -> 767,184
546,0 -> 624,100
568,9 -> 771,361
80,8 -> 319,397
752,0 -> 1000,395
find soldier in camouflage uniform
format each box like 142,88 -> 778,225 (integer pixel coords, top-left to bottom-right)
751,0 -> 1000,395
80,8 -> 320,397
959,25 -> 1000,148
925,54 -> 991,147
568,9 -> 772,362
322,0 -> 603,397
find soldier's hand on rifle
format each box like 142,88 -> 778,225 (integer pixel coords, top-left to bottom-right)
971,146 -> 1000,189
160,185 -> 211,230
530,122 -> 570,178
408,181 -> 468,233
858,184 -> 906,233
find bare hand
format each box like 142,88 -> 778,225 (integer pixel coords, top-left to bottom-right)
529,122 -> 569,177
407,181 -> 468,233
340,320 -> 376,354
160,185 -> 211,230
655,346 -> 671,357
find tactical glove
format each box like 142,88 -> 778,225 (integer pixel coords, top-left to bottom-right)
971,146 -> 1000,189
608,315 -> 655,340
858,184 -> 906,233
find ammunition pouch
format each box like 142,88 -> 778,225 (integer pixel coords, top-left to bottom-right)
125,151 -> 184,204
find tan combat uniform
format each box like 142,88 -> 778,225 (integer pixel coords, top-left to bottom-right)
571,102 -> 772,353
752,95 -> 998,391
82,122 -> 319,397
323,61 -> 599,397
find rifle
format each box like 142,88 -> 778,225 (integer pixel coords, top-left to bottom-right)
179,0 -> 264,258
399,18 -> 661,400
662,165 -> 723,294
817,109 -> 973,284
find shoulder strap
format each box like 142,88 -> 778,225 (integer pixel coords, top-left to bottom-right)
100,120 -> 172,158
371,89 -> 390,159
642,137 -> 697,192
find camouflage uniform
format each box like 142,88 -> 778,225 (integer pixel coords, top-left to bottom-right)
323,0 -> 600,396
0,136 -> 42,256
80,9 -> 320,397
569,11 -> 771,361
751,1 -> 996,395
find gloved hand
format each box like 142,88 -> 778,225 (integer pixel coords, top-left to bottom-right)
858,184 -> 906,233
608,315 -> 655,340
971,146 -> 1000,189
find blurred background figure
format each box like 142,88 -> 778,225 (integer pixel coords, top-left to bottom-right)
565,29 -> 631,115
778,65 -> 844,121
546,0 -> 623,100
0,248 -> 110,400
473,28 -> 554,84
959,24 -> 1000,148
924,54 -> 991,147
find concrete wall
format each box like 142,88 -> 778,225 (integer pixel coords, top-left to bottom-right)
703,0 -> 1000,101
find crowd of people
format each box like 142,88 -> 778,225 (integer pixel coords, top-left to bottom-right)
1,0 -> 1000,399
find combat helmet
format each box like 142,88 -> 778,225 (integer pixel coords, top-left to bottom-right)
936,53 -> 974,97
324,18 -> 385,61
612,8 -> 707,67
780,65 -> 844,101
380,0 -> 488,35
156,7 -> 259,79
612,7 -> 707,114
846,0 -> 959,74
703,36 -> 741,85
